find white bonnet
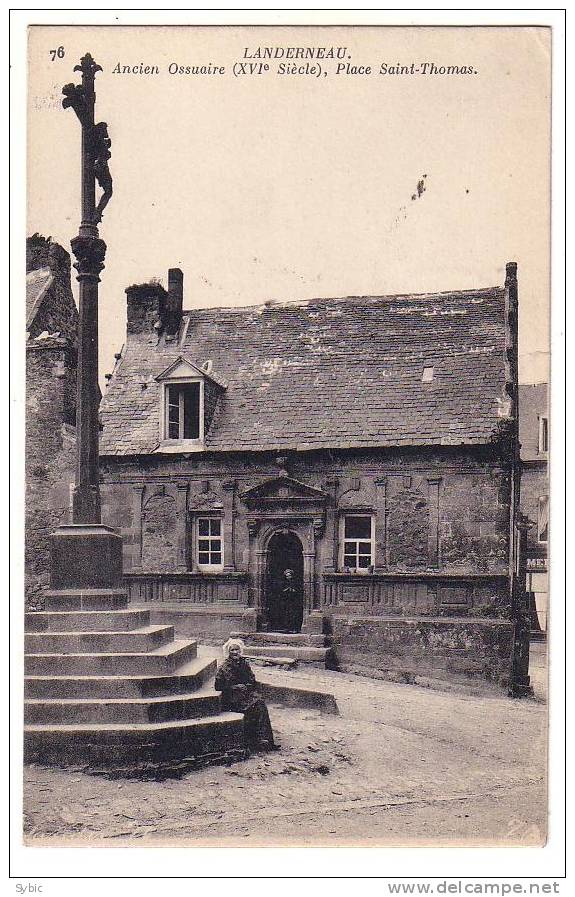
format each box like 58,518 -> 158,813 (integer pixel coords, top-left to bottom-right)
223,637 -> 245,658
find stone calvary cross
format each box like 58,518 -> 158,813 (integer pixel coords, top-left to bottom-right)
62,53 -> 112,525
47,52 -> 124,590
23,55 -> 247,767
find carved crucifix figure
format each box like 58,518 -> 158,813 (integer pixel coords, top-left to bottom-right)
62,53 -> 113,229
92,122 -> 113,224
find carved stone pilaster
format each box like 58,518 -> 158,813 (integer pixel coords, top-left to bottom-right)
325,476 -> 339,572
427,477 -> 442,568
130,485 -> 145,571
374,477 -> 387,571
247,518 -> 260,539
222,479 -> 236,572
175,483 -> 189,571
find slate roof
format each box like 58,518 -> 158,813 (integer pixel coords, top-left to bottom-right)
100,286 -> 510,456
26,267 -> 53,329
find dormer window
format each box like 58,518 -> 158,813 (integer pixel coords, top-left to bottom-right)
538,416 -> 549,453
155,355 -> 227,452
166,382 -> 201,440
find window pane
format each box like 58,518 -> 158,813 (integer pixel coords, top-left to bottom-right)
358,542 -> 372,555
198,519 -> 210,536
167,386 -> 180,439
343,555 -> 356,568
358,555 -> 371,568
209,538 -> 221,551
210,518 -> 221,536
198,552 -> 210,565
183,383 -> 200,439
538,496 -> 549,542
198,539 -> 210,552
344,516 -> 371,538
539,417 -> 549,453
211,553 -> 222,565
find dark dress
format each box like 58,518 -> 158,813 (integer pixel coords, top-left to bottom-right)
279,584 -> 303,633
214,656 -> 276,750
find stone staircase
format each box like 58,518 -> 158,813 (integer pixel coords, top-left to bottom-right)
229,631 -> 336,670
24,589 -> 246,767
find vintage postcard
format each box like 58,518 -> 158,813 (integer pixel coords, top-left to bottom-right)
15,13 -> 562,877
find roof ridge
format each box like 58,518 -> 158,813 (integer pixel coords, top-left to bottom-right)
178,286 -> 504,317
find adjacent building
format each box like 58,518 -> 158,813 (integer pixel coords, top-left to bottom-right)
25,235 -> 77,607
519,382 -> 549,632
98,263 -> 522,687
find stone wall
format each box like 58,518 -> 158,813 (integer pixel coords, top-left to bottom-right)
325,615 -> 513,688
26,237 -> 78,344
25,343 -> 76,606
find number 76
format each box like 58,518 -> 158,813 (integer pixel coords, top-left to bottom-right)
49,47 -> 65,61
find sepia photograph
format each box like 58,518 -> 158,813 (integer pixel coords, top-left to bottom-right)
16,16 -> 559,867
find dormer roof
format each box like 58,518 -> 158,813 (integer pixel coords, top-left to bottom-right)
155,355 -> 228,390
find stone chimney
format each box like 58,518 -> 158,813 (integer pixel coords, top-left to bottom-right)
165,268 -> 184,335
126,268 -> 184,337
126,282 -> 167,335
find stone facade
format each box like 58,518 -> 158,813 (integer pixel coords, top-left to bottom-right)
99,265 -> 520,687
25,236 -> 77,607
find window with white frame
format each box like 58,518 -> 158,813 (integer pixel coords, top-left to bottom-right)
197,516 -> 223,568
342,514 -> 374,571
165,382 -> 202,441
538,416 -> 549,453
537,496 -> 549,544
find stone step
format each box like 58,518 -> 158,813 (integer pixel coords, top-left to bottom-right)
25,656 -> 217,699
24,712 -> 246,766
25,688 -> 222,725
44,589 -> 129,612
243,644 -> 330,663
24,639 -> 198,677
231,630 -> 329,647
25,625 -> 174,655
25,609 -> 151,633
245,654 -> 299,669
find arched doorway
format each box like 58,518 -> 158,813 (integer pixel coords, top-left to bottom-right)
264,531 -> 304,632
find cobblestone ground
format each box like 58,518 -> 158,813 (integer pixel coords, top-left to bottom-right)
23,646 -> 547,847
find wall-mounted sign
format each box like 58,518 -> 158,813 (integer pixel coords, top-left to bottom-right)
527,557 -> 547,572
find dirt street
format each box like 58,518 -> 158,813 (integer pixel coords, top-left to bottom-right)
23,648 -> 547,848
